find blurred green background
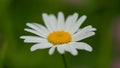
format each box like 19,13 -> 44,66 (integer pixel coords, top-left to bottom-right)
0,0 -> 120,68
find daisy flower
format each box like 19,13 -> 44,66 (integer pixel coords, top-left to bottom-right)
20,12 -> 96,56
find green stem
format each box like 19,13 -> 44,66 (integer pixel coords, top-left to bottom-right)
62,54 -> 68,68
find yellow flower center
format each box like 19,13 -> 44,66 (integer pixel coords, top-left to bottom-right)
47,31 -> 72,45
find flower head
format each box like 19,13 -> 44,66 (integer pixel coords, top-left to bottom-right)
20,12 -> 96,56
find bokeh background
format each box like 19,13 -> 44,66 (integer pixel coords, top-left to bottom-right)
0,0 -> 120,68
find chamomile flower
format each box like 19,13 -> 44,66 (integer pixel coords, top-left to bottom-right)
20,12 -> 96,56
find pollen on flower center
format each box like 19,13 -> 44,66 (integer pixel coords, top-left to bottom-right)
47,31 -> 72,45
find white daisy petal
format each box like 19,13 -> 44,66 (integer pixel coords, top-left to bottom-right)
57,12 -> 65,30
31,43 -> 53,51
49,14 -> 57,31
72,13 -> 79,21
73,25 -> 94,33
49,46 -> 56,55
64,44 -> 78,56
78,25 -> 96,33
72,42 -> 93,52
20,36 -> 46,43
65,15 -> 72,31
33,23 -> 49,34
72,25 -> 96,41
57,45 -> 65,54
26,23 -> 48,37
42,13 -> 53,32
24,28 -> 46,37
70,15 -> 87,34
26,23 -> 37,29
65,13 -> 79,32
72,32 -> 95,41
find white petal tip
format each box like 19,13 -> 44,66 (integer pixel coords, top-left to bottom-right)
30,50 -> 34,52
72,53 -> 78,56
82,15 -> 87,19
58,12 -> 63,14
20,36 -> 27,39
58,12 -> 64,17
93,28 -> 97,31
83,15 -> 87,17
42,13 -> 47,17
26,22 -> 30,25
49,51 -> 54,55
23,40 -> 29,43
20,36 -> 23,39
71,50 -> 78,56
72,51 -> 78,56
88,25 -> 96,31
73,12 -> 79,16
26,23 -> 33,27
49,53 -> 53,55
30,49 -> 35,52
24,28 -> 27,31
24,28 -> 32,32
49,46 -> 56,55
58,52 -> 64,55
30,47 -> 37,52
87,49 -> 93,52
86,46 -> 93,52
93,32 -> 96,35
30,45 -> 40,52
60,53 -> 64,55
79,15 -> 87,20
